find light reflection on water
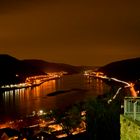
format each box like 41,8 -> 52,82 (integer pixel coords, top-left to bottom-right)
0,74 -> 109,121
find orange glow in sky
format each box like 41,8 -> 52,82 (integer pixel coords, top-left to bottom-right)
0,0 -> 140,65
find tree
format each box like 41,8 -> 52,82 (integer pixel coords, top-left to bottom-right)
86,93 -> 121,140
52,104 -> 82,137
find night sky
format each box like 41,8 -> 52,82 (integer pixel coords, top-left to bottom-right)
0,0 -> 140,66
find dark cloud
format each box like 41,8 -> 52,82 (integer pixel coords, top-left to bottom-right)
0,0 -> 140,65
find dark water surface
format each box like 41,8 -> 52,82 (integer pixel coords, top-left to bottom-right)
0,74 -> 110,121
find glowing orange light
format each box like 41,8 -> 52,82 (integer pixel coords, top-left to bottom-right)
129,83 -> 137,97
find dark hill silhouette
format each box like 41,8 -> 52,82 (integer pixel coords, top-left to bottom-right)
23,59 -> 84,74
0,54 -> 96,85
0,54 -> 45,85
98,57 -> 140,81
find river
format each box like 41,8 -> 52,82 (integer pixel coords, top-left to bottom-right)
0,74 -> 110,121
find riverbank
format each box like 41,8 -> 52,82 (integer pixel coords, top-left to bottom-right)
0,75 -> 61,92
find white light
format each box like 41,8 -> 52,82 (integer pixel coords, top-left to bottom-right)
39,110 -> 43,115
39,110 -> 43,114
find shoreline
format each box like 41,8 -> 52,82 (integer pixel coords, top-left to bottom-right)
0,77 -> 60,92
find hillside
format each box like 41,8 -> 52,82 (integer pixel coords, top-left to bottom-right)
0,54 -> 97,85
0,54 -> 45,85
23,59 -> 87,74
98,57 -> 140,81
